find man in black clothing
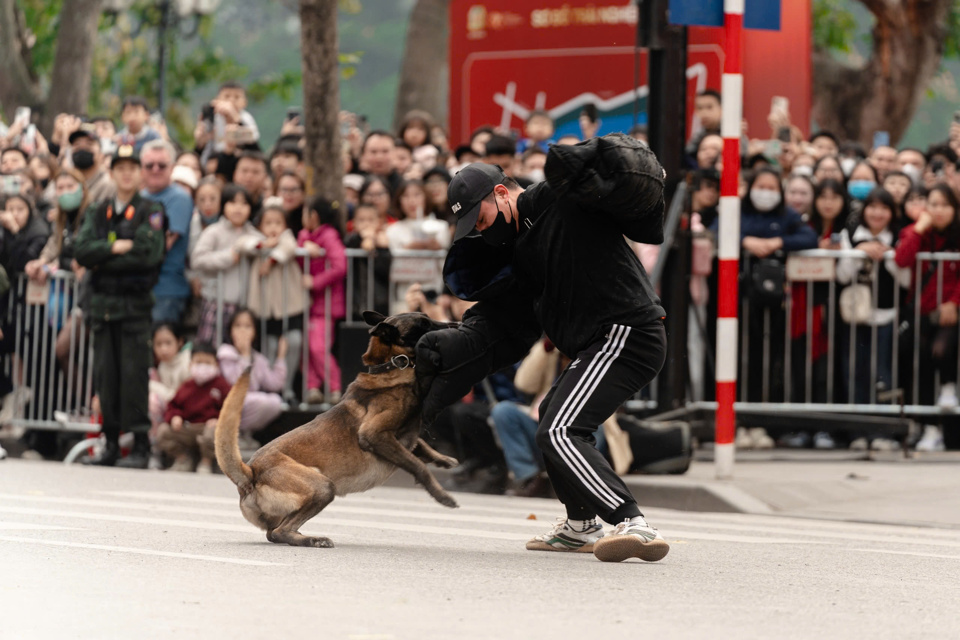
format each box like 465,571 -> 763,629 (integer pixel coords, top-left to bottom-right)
415,133 -> 670,563
74,145 -> 165,467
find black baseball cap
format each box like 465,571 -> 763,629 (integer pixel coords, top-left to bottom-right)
111,144 -> 140,166
68,125 -> 98,145
448,163 -> 506,242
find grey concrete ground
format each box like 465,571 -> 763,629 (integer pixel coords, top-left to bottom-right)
1,458 -> 959,640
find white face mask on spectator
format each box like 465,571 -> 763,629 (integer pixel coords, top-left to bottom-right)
793,165 -> 813,178
750,188 -> 782,212
840,157 -> 857,177
190,363 -> 219,385
526,169 -> 546,183
902,164 -> 922,185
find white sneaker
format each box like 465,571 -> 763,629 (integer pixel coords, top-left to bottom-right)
870,438 -> 899,452
526,517 -> 604,553
916,425 -> 946,452
813,431 -> 837,449
849,437 -> 868,451
750,427 -> 775,449
0,443 -> 7,460
937,383 -> 958,410
735,427 -> 754,450
593,518 -> 670,563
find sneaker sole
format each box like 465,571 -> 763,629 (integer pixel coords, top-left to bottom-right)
593,536 -> 670,563
525,540 -> 596,553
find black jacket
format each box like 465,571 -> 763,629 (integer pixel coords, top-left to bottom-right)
416,133 -> 666,425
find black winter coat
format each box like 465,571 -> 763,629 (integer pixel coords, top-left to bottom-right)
416,133 -> 666,425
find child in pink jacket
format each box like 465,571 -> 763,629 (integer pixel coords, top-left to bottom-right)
298,197 -> 347,404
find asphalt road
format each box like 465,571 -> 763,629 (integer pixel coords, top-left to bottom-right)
1,459 -> 958,640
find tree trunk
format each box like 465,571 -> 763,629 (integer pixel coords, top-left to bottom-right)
43,0 -> 104,133
300,0 -> 343,206
0,0 -> 42,122
392,0 -> 449,131
813,0 -> 950,147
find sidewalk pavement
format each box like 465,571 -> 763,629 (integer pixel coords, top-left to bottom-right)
622,450 -> 960,529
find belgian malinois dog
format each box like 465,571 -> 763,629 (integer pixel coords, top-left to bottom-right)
215,311 -> 459,548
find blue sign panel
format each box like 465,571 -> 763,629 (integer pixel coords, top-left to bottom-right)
669,0 -> 781,31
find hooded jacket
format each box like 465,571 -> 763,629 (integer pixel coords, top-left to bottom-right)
417,133 -> 666,425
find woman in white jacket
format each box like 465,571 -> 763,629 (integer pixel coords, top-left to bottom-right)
190,184 -> 263,343
835,187 -> 906,406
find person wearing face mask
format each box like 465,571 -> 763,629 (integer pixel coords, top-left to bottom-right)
66,126 -> 116,205
155,341 -> 233,473
27,169 -> 89,280
846,161 -> 880,203
416,134 -> 671,563
24,170 -> 92,390
711,168 -> 817,406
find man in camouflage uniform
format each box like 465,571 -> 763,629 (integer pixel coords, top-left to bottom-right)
74,145 -> 165,467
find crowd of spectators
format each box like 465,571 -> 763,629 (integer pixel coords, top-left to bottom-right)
0,82 -> 956,474
684,90 -> 960,453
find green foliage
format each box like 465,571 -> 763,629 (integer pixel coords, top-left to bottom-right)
945,3 -> 960,59
815,0 -> 960,61
18,0 -> 62,77
812,0 -> 858,53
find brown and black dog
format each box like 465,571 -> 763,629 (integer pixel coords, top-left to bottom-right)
215,311 -> 459,548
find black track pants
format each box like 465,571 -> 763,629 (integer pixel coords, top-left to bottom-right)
536,321 -> 666,523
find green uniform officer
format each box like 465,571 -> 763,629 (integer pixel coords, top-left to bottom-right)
74,145 -> 165,467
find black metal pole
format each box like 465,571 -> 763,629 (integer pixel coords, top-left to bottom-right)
639,0 -> 690,411
157,0 -> 170,114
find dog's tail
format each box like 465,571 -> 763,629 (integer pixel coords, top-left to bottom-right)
215,368 -> 254,489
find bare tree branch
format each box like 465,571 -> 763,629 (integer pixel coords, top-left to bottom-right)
44,0 -> 104,132
0,0 -> 42,120
393,0 -> 450,131
300,0 -> 344,203
813,0 -> 950,145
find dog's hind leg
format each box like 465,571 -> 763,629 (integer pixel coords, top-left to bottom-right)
414,438 -> 458,469
262,468 -> 338,548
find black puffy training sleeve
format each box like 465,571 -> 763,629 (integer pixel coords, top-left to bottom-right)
415,300 -> 540,427
545,132 -> 666,245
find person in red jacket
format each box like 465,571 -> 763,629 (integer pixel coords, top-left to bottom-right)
895,184 -> 960,423
155,341 -> 233,473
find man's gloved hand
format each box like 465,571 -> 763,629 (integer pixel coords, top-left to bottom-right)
415,325 -> 494,428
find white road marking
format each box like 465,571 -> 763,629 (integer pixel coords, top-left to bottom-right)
0,521 -> 78,531
850,548 -> 960,561
7,493 -> 959,548
0,503 -> 820,546
0,535 -> 285,566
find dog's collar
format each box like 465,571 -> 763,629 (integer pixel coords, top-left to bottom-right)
366,354 -> 415,375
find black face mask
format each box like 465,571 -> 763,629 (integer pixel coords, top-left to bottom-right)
480,203 -> 518,248
72,150 -> 95,170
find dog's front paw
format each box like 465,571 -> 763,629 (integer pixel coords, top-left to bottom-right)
435,491 -> 459,509
433,455 -> 459,469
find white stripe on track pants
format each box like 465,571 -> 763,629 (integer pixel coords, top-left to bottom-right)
535,321 -> 666,523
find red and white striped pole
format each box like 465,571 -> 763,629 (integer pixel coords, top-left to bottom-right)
715,0 -> 744,479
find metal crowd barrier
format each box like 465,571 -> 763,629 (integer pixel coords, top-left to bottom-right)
689,249 -> 960,417
1,247 -> 457,436
4,271 -> 97,433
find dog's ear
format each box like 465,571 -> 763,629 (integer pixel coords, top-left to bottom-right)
362,310 -> 386,327
369,321 -> 401,344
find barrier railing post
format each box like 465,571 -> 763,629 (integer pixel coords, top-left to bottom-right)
715,0 -> 743,478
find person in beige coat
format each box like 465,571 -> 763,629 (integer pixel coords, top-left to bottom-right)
190,184 -> 263,343
238,199 -> 305,399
